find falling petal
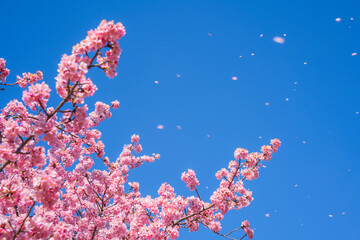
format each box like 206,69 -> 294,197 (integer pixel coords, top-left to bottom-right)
273,36 -> 285,44
286,98 -> 289,101
260,34 -> 263,37
251,53 -> 255,56
351,53 -> 357,56
329,215 -> 333,218
342,212 -> 346,215
208,33 -> 213,37
304,62 -> 307,65
265,102 -> 270,106
265,213 -> 270,217
176,74 -> 181,78
232,76 -> 238,80
206,134 -> 211,138
335,18 -> 342,22
176,125 -> 182,130
157,124 -> 164,130
154,81 -> 159,84
302,141 -> 306,144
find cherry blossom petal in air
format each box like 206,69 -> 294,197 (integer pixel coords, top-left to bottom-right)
157,124 -> 164,129
335,18 -> 341,22
232,76 -> 238,80
273,36 -> 285,44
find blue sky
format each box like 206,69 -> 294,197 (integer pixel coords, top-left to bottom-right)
1,0 -> 359,239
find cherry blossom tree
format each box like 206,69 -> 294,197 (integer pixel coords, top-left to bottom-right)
0,20 -> 281,240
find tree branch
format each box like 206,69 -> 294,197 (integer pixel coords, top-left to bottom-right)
12,202 -> 35,240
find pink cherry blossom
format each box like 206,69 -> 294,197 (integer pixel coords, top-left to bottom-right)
234,148 -> 248,160
111,100 -> 120,109
16,71 -> 43,88
241,220 -> 254,239
131,134 -> 140,143
181,169 -> 200,191
0,20 -> 281,240
22,82 -> 51,111
271,138 -> 281,153
0,58 -> 10,83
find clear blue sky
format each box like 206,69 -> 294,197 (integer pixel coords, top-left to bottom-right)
1,0 -> 359,239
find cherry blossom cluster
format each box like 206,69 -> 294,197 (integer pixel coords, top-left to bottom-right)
22,82 -> 51,111
0,58 -> 10,83
16,71 -> 43,88
55,20 -> 125,103
181,169 -> 200,191
241,220 -> 254,239
72,20 -> 126,78
0,20 -> 280,240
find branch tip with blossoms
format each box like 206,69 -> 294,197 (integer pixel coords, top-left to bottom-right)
0,19 -> 281,240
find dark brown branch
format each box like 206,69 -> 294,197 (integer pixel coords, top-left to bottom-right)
172,204 -> 214,226
47,81 -> 79,121
0,134 -> 35,171
210,224 -> 247,240
90,226 -> 97,240
225,226 -> 243,236
0,82 -> 18,86
12,202 -> 35,240
88,49 -> 101,69
0,160 -> 11,172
